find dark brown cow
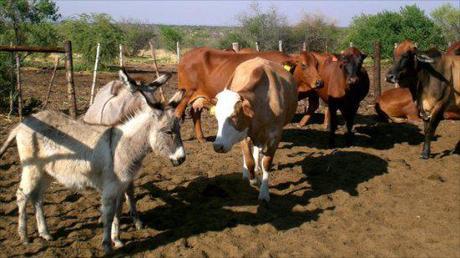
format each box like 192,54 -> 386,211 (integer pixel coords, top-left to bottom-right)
175,47 -> 323,142
318,47 -> 369,147
379,40 -> 460,123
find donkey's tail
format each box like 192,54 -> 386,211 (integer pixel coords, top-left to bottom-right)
0,125 -> 19,158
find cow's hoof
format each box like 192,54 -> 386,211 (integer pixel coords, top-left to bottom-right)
134,219 -> 143,230
258,187 -> 270,202
420,153 -> 430,159
113,239 -> 124,248
197,137 -> 206,143
39,232 -> 53,241
20,237 -> 30,245
249,177 -> 259,186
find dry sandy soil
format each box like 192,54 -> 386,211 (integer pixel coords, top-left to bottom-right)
0,64 -> 459,257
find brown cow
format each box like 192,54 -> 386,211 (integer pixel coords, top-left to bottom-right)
212,57 -> 298,202
318,47 -> 369,147
175,47 -> 322,142
446,41 -> 460,55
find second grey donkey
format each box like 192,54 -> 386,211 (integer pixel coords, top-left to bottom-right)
0,70 -> 186,254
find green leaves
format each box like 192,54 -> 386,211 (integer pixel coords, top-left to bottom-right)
159,26 -> 183,52
431,4 -> 460,43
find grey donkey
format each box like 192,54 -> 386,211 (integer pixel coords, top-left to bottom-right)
0,70 -> 186,254
84,69 -> 172,230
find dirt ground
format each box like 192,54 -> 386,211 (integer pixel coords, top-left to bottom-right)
0,63 -> 459,257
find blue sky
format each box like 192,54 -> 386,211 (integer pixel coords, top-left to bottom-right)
55,1 -> 458,27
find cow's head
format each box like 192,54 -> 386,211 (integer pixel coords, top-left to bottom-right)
291,52 -> 324,92
385,40 -> 417,84
119,69 -> 186,166
213,89 -> 253,153
338,47 -> 367,86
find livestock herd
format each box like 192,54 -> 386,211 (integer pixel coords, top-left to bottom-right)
0,39 -> 458,254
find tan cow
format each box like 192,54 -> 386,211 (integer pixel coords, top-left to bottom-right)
212,57 -> 298,202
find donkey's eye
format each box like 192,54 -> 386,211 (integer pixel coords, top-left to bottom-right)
165,130 -> 173,135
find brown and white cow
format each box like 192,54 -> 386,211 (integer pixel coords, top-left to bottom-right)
175,47 -> 322,142
212,57 -> 298,202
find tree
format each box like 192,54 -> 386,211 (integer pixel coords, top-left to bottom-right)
344,5 -> 445,58
58,13 -> 124,67
290,13 -> 340,52
237,2 -> 288,51
431,4 -> 460,43
120,21 -> 157,56
159,26 -> 183,52
0,0 -> 60,45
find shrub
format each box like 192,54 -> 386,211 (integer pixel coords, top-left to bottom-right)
431,4 -> 460,44
120,21 -> 157,56
159,25 -> 183,52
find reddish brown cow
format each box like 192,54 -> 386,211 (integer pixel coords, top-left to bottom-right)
318,47 -> 369,147
446,41 -> 460,55
175,47 -> 323,142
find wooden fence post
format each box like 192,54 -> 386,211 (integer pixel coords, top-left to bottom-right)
15,53 -> 23,120
43,56 -> 60,108
278,40 -> 283,52
8,42 -> 14,119
90,43 -> 101,105
149,40 -> 165,102
176,41 -> 180,63
232,42 -> 239,52
64,41 -> 77,119
350,42 -> 353,47
373,41 -> 381,103
302,41 -> 307,51
255,41 -> 259,52
119,44 -> 124,67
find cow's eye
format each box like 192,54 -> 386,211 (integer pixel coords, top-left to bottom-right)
301,64 -> 307,69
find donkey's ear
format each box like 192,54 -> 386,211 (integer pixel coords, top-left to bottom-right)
168,89 -> 185,108
149,73 -> 172,87
119,69 -> 137,92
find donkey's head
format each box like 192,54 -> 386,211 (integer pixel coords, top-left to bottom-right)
119,69 -> 186,166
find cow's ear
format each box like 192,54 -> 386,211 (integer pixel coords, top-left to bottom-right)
119,69 -> 137,92
242,99 -> 254,119
416,54 -> 434,63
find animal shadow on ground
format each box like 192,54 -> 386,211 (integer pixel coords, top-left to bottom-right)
282,114 -> 424,150
121,150 -> 387,255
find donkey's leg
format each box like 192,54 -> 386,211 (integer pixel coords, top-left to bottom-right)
101,187 -> 118,254
32,176 -> 52,241
17,166 -> 42,244
125,182 -> 143,230
111,193 -> 124,248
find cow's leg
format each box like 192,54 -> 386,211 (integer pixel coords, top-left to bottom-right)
32,176 -> 52,241
174,89 -> 194,121
328,100 -> 338,148
323,106 -> 330,129
101,186 -> 118,254
241,139 -> 256,184
191,107 -> 206,143
251,145 -> 262,186
111,193 -> 124,248
421,113 -> 443,159
125,182 -> 143,230
343,106 -> 357,147
299,94 -> 319,127
258,135 -> 280,202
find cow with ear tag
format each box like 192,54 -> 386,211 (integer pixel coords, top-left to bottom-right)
213,57 -> 298,202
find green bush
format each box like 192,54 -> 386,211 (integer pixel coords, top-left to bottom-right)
159,26 -> 183,52
58,13 -> 124,67
431,4 -> 460,44
344,5 -> 445,58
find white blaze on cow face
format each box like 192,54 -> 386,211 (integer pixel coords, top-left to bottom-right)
213,89 -> 248,153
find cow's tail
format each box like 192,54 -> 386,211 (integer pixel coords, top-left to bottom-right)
0,125 -> 19,159
175,88 -> 195,120
374,102 -> 389,122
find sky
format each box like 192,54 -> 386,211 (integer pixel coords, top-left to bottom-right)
55,1 -> 459,27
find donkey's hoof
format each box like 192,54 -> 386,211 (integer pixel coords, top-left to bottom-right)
113,239 -> 124,248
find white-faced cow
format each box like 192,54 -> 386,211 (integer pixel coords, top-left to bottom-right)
212,57 -> 298,202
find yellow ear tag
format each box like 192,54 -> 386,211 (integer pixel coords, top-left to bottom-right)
284,64 -> 292,72
209,105 -> 216,116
